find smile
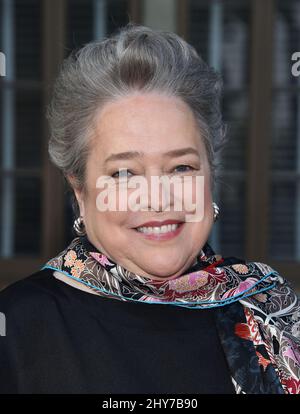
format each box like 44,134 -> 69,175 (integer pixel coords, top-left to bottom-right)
134,222 -> 185,241
137,223 -> 179,234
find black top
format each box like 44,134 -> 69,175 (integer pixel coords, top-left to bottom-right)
0,268 -> 236,394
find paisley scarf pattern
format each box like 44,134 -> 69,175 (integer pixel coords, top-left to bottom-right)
41,235 -> 300,394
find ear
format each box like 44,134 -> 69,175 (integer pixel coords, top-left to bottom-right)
66,174 -> 86,216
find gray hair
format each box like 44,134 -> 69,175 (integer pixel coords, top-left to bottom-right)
47,22 -> 228,218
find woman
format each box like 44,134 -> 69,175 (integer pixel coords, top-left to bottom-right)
0,23 -> 300,394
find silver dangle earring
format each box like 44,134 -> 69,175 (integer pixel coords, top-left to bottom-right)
212,202 -> 220,222
73,215 -> 86,236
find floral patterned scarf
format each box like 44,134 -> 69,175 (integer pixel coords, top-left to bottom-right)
41,235 -> 300,394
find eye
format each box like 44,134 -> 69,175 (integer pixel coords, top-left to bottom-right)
111,169 -> 134,179
173,165 -> 195,173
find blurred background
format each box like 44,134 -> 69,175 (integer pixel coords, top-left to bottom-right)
0,0 -> 300,292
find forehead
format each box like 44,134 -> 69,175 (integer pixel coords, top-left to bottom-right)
92,93 -> 204,157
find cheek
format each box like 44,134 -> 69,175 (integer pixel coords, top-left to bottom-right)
88,209 -> 129,230
204,179 -> 213,207
85,181 -> 139,230
94,181 -> 134,211
86,191 -> 131,230
180,175 -> 210,213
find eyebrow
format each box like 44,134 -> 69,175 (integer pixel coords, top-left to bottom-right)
104,147 -> 200,164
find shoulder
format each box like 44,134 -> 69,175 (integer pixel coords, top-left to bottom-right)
225,258 -> 298,295
239,261 -> 300,340
0,268 -> 62,317
238,260 -> 299,305
249,261 -> 298,297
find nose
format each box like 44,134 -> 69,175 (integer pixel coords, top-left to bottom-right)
138,173 -> 174,213
149,175 -> 172,212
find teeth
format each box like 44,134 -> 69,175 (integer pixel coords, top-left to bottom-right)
137,224 -> 180,234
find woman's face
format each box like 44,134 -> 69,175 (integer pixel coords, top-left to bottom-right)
73,92 -> 214,280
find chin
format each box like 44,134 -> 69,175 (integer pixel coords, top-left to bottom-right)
140,261 -> 184,279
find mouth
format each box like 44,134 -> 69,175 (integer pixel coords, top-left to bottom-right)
133,222 -> 185,241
